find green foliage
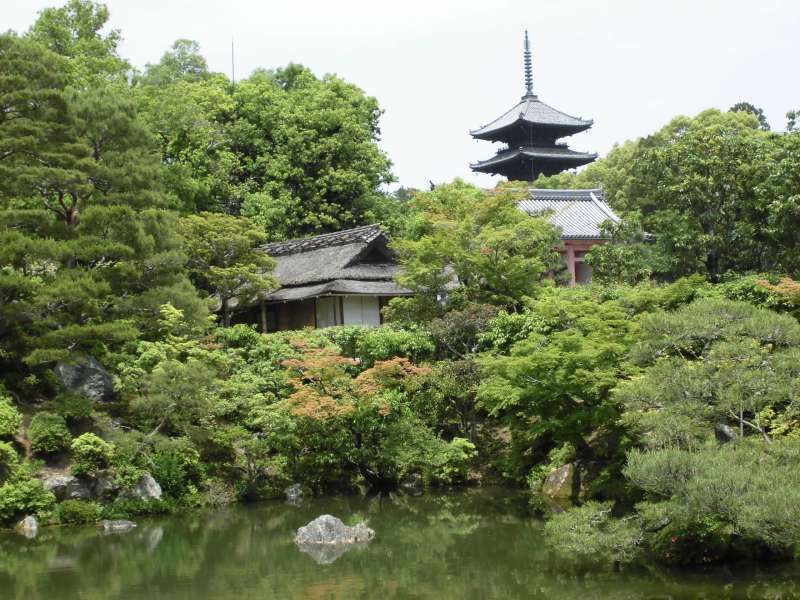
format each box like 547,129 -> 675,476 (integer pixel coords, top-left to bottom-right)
544,501 -> 642,566
625,440 -> 800,564
26,0 -> 130,85
56,499 -> 101,525
0,477 -> 55,524
584,214 -> 663,285
538,110 -> 800,281
388,180 -> 560,322
71,433 -> 114,477
0,391 -> 22,439
236,64 -> 394,238
177,212 -> 276,326
323,325 -> 435,367
52,392 -> 93,422
29,412 -> 72,455
0,441 -> 19,482
478,291 -> 637,482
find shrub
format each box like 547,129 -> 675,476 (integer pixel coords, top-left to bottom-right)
429,437 -> 477,484
0,441 -> 19,482
29,412 -> 72,454
71,433 -> 114,477
52,392 -> 93,422
355,325 -> 434,367
0,392 -> 22,439
56,499 -> 101,525
0,477 -> 55,524
544,501 -> 643,566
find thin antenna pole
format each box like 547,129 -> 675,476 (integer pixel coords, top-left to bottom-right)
523,30 -> 533,97
231,38 -> 236,86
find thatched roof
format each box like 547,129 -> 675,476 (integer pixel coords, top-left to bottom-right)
260,224 -> 412,302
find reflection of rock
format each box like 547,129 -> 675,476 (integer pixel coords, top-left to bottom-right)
101,519 -> 137,534
142,526 -> 164,553
15,515 -> 38,539
295,514 -> 375,545
284,483 -> 303,505
297,541 -> 368,565
54,356 -> 115,401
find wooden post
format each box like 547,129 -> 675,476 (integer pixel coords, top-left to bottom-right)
259,299 -> 267,333
565,244 -> 576,286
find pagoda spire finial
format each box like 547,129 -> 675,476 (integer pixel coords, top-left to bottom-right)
523,30 -> 534,97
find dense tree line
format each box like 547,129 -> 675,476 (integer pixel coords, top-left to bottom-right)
1,0 -> 800,572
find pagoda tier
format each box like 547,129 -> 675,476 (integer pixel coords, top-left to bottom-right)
470,31 -> 596,181
470,94 -> 593,145
471,144 -> 597,180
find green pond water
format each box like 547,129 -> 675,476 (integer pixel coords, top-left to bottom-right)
1,488 -> 798,600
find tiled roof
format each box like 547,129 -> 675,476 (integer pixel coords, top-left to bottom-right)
519,189 -> 620,239
471,95 -> 593,139
260,224 -> 383,257
471,145 -> 598,171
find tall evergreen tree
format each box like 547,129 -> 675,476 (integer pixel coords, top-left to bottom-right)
0,34 -> 205,387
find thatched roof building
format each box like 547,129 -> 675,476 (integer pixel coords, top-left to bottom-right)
233,225 -> 411,332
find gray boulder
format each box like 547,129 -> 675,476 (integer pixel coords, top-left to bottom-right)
15,516 -> 38,539
54,356 -> 115,401
542,463 -> 578,499
42,473 -> 93,501
715,422 -> 738,443
295,514 -> 375,545
125,473 -> 162,501
100,519 -> 137,534
91,470 -> 120,501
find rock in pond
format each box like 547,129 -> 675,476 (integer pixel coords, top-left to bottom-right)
295,515 -> 375,565
295,515 -> 374,545
54,355 -> 115,401
100,519 -> 137,534
15,516 -> 38,539
284,483 -> 303,505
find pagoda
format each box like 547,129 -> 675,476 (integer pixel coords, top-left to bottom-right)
470,32 -> 597,181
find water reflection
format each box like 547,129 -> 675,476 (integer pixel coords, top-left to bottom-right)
0,488 -> 798,600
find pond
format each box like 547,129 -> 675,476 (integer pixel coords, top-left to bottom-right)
1,488 -> 798,599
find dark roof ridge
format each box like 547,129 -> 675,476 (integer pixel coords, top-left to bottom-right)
261,224 -> 383,257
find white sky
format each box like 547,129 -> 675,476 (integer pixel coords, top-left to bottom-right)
5,0 -> 800,190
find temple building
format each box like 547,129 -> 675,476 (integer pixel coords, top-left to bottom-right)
470,32 -> 597,180
521,188 -> 619,285
232,225 -> 412,332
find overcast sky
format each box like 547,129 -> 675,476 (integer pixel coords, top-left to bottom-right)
5,0 -> 800,189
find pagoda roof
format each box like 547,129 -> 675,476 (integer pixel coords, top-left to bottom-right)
519,188 -> 619,239
471,95 -> 593,141
470,145 -> 598,173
